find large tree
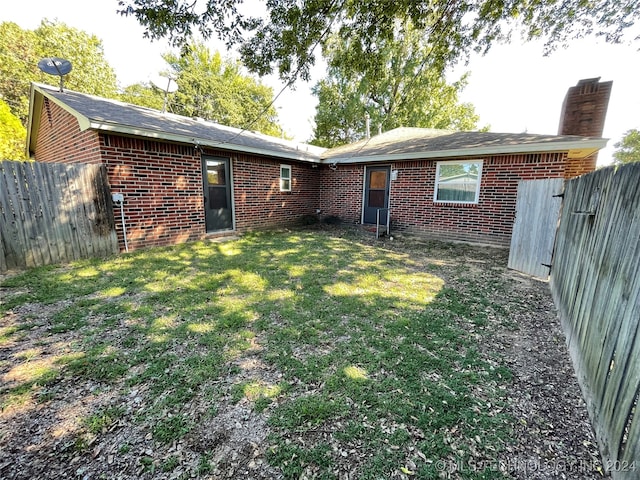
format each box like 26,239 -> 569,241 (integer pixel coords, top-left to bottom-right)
0,20 -> 118,124
613,129 -> 640,164
163,42 -> 282,136
311,23 -> 481,147
118,0 -> 640,83
35,20 -> 118,98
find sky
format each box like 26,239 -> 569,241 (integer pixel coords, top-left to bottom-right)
2,0 -> 639,166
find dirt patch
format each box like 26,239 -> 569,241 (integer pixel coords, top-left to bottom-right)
492,274 -> 605,479
187,404 -> 277,478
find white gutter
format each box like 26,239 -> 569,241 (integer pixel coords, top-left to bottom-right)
89,121 -> 324,163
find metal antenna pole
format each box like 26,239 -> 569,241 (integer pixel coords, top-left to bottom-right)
53,61 -> 64,92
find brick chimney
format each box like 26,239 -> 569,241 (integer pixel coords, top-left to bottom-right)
558,78 -> 612,176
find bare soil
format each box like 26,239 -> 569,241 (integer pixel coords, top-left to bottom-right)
486,270 -> 606,479
0,230 -> 607,479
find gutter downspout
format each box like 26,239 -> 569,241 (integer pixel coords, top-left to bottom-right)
112,193 -> 128,252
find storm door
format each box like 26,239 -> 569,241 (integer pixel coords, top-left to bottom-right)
363,166 -> 390,224
202,156 -> 233,232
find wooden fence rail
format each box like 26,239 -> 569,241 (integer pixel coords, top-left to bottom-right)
0,160 -> 118,272
550,163 -> 640,478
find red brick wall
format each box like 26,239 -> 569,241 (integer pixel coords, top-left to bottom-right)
33,99 -> 101,163
319,164 -> 364,222
558,78 -> 612,169
320,152 -> 569,246
34,95 -> 595,249
228,151 -> 320,231
101,134 -> 205,251
564,155 -> 597,178
32,99 -> 322,251
558,79 -> 612,138
101,141 -> 321,251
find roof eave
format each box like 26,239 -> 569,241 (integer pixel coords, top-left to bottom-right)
25,85 -> 39,157
322,139 -> 608,164
32,84 -> 92,130
90,122 -> 323,163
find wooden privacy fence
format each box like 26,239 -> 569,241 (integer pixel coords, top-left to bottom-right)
550,163 -> 640,478
0,161 -> 118,272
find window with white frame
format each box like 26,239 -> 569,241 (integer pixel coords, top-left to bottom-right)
434,160 -> 483,204
280,164 -> 292,192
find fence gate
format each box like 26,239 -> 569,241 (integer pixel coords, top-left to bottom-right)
508,178 -> 565,279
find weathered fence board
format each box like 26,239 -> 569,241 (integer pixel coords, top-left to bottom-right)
551,163 -> 640,478
508,178 -> 565,279
0,161 -> 118,272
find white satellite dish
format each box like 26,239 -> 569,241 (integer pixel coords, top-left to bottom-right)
151,75 -> 178,93
37,57 -> 72,92
150,75 -> 178,113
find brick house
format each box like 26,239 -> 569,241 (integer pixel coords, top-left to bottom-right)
26,78 -> 611,249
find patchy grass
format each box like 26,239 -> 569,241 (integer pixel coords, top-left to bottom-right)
0,228 -> 516,478
84,405 -> 126,434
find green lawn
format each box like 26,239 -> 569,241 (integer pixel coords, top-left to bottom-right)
0,228 -> 515,479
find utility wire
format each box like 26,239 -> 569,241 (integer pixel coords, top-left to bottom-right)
392,0 -> 458,122
329,0 -> 459,163
208,0 -> 344,147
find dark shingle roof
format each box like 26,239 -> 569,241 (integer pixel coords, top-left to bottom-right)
32,84 -> 325,162
30,85 -> 607,164
322,127 -> 607,162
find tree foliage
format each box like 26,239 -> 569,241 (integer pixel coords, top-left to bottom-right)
0,20 -> 118,124
0,98 -> 26,160
119,82 -> 166,110
163,42 -> 282,136
0,22 -> 40,124
311,23 -> 481,147
613,129 -> 640,164
118,0 -> 640,84
34,21 -> 118,99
